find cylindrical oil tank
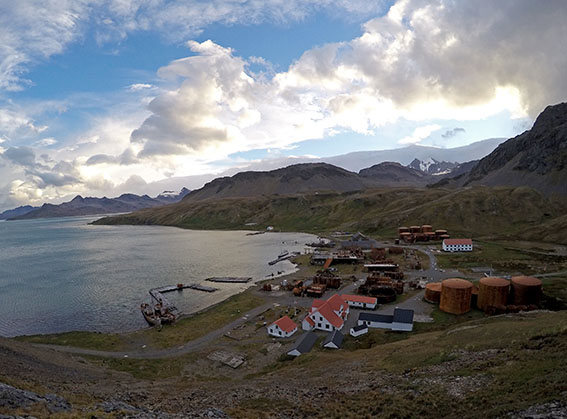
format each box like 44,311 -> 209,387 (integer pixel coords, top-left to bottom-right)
424,282 -> 442,304
421,225 -> 433,233
435,229 -> 447,235
398,226 -> 410,234
471,285 -> 479,308
510,276 -> 542,306
440,278 -> 473,314
477,277 -> 510,312
410,225 -> 421,233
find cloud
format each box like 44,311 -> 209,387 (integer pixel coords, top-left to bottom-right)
0,1 -> 387,90
2,146 -> 37,167
398,124 -> 442,145
33,138 -> 58,147
441,127 -> 465,139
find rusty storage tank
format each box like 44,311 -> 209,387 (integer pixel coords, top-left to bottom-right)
440,278 -> 473,314
424,282 -> 442,304
421,225 -> 433,233
398,226 -> 410,235
435,229 -> 447,235
471,285 -> 479,308
477,277 -> 510,312
510,276 -> 542,306
410,225 -> 421,233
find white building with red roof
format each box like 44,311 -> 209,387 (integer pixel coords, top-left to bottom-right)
267,315 -> 298,338
341,294 -> 378,310
302,294 -> 349,332
442,238 -> 473,252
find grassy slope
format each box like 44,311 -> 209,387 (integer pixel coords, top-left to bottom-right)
229,311 -> 567,418
94,186 -> 567,243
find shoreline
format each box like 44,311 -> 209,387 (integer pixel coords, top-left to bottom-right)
10,255 -> 305,340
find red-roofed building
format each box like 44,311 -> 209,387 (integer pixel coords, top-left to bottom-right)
302,294 -> 349,332
267,315 -> 298,338
442,239 -> 473,252
341,294 -> 378,309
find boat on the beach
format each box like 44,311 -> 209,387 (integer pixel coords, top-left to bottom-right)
140,302 -> 176,326
278,250 -> 289,258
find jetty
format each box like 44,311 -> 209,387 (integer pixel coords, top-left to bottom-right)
268,251 -> 300,266
206,277 -> 252,283
147,283 -> 218,314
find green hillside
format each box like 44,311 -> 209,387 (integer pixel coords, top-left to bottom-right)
94,186 -> 567,243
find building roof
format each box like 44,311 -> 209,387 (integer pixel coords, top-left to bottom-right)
342,294 -> 377,304
316,303 -> 344,328
304,316 -> 315,327
326,294 -> 346,312
351,324 -> 368,332
358,312 -> 393,323
392,308 -> 414,324
291,331 -> 317,354
443,238 -> 473,246
323,329 -> 344,348
271,315 -> 297,333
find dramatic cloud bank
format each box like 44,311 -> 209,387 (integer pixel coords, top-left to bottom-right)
0,0 -> 566,210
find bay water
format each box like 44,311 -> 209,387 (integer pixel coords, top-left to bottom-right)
0,216 -> 315,337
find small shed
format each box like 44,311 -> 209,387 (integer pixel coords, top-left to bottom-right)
267,315 -> 298,338
350,324 -> 368,337
287,331 -> 318,357
322,329 -> 343,349
392,308 -> 414,331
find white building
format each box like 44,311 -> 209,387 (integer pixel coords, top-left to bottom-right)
442,238 -> 473,252
267,315 -> 297,338
350,324 -> 369,337
341,294 -> 378,310
357,308 -> 414,332
302,294 -> 349,332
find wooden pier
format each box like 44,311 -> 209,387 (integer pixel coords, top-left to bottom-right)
206,277 -> 252,283
147,283 -> 218,315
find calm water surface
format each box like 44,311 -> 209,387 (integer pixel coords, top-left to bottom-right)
0,216 -> 315,337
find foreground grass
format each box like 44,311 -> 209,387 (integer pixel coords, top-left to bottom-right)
229,311 -> 567,418
16,331 -> 127,352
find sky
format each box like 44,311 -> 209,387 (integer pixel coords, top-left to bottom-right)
0,0 -> 566,211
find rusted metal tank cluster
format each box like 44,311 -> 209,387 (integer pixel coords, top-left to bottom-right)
398,225 -> 449,243
312,269 -> 341,289
428,275 -> 542,315
358,273 -> 403,303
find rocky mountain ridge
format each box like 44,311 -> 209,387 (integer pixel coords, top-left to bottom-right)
8,188 -> 190,220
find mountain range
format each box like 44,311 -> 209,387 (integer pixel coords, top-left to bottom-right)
4,188 -> 190,221
94,103 -> 567,243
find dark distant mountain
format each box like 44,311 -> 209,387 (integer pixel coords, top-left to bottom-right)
8,188 -> 190,220
0,205 -> 38,220
457,102 -> 567,195
182,163 -> 373,202
359,162 -> 432,187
